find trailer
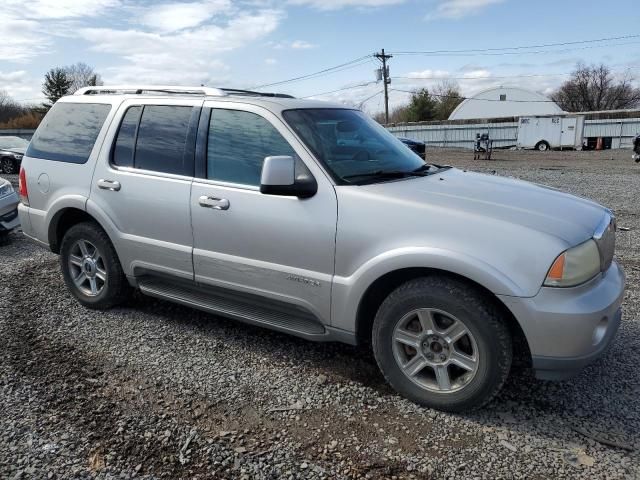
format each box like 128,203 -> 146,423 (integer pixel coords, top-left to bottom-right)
516,115 -> 585,151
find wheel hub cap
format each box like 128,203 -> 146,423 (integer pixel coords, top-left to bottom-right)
82,258 -> 97,277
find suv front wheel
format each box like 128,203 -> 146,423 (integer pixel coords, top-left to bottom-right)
372,276 -> 512,412
60,222 -> 130,309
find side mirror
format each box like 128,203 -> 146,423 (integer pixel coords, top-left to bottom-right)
260,156 -> 317,198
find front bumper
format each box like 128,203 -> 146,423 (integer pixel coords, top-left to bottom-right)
499,261 -> 625,380
0,191 -> 20,232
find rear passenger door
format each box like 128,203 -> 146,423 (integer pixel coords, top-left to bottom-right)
88,99 -> 202,280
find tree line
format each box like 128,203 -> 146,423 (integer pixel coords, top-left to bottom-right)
375,63 -> 640,124
0,62 -> 102,129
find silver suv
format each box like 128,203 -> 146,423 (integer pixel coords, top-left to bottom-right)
18,86 -> 625,412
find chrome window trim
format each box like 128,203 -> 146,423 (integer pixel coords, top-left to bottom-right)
109,165 -> 193,182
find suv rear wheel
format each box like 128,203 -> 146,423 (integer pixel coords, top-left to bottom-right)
60,222 -> 130,309
372,276 -> 512,412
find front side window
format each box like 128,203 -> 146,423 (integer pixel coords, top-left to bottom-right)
26,102 -> 112,164
134,106 -> 192,175
207,109 -> 295,186
283,109 -> 428,184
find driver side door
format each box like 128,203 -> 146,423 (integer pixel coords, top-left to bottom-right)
189,103 -> 338,327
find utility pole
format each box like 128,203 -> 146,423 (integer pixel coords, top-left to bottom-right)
374,49 -> 392,124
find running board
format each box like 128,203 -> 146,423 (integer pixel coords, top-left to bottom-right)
137,276 -> 328,339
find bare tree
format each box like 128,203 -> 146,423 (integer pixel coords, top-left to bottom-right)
432,79 -> 463,120
551,63 -> 640,112
0,90 -> 26,124
64,62 -> 103,93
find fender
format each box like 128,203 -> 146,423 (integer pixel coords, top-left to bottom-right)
330,246 -> 525,331
29,194 -> 88,249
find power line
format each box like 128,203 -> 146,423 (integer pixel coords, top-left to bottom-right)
251,55 -> 373,90
389,33 -> 640,55
358,90 -> 383,108
302,81 -> 378,98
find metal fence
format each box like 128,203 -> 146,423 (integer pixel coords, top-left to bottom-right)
388,117 -> 640,150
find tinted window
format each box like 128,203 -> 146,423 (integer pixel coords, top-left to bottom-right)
26,102 -> 111,164
283,109 -> 425,185
112,106 -> 141,167
135,106 -> 192,175
207,109 -> 295,186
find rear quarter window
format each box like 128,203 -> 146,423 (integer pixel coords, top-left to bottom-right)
26,102 -> 112,164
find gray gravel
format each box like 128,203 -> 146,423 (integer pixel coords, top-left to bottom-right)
1,149 -> 639,479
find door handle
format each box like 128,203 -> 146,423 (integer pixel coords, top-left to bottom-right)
97,179 -> 121,191
199,196 -> 230,210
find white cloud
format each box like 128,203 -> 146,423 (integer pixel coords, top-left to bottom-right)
79,10 -> 283,85
265,58 -> 278,65
291,40 -> 316,49
140,0 -> 232,33
288,0 -> 406,11
426,0 -> 505,20
406,69 -> 450,79
0,70 -> 39,101
4,0 -> 120,19
0,15 -> 48,61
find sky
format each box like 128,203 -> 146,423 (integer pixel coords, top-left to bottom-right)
1,0 -> 640,114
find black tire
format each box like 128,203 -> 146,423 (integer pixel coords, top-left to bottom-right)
535,141 -> 550,152
1,157 -> 16,174
60,221 -> 130,309
372,276 -> 512,412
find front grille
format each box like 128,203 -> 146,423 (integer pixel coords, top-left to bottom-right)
593,213 -> 616,271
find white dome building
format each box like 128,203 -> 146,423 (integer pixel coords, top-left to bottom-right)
448,87 -> 563,120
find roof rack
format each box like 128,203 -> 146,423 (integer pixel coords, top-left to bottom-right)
74,85 -> 227,97
220,88 -> 295,99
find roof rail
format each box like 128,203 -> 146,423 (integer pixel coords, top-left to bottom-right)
74,85 -> 227,97
220,88 -> 295,99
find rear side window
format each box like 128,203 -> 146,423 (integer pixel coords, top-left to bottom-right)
135,106 -> 192,175
207,109 -> 295,186
26,102 -> 111,164
112,106 -> 141,168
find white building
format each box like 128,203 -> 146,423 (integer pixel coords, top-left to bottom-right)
448,87 -> 563,121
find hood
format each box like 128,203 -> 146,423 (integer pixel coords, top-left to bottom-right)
1,146 -> 26,155
364,167 -> 606,246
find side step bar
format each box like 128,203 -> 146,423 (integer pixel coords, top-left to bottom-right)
137,276 -> 330,340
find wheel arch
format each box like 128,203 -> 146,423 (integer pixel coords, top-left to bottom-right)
49,207 -> 106,254
354,267 -> 532,366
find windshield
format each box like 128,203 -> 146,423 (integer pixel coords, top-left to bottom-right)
0,136 -> 29,150
283,109 -> 429,184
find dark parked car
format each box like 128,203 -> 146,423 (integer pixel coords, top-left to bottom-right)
398,137 -> 426,159
0,136 -> 29,174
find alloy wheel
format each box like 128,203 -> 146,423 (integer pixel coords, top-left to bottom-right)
392,308 -> 479,393
68,239 -> 107,297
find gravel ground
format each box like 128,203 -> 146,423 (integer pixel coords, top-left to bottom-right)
1,149 -> 639,479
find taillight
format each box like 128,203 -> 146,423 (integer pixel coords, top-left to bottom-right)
18,166 -> 29,206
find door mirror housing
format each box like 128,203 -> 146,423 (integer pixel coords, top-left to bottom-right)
260,155 -> 317,198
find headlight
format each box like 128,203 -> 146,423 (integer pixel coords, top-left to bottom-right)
544,239 -> 601,287
0,181 -> 14,198
13,153 -> 23,160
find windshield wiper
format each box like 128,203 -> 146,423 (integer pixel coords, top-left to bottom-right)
343,169 -> 428,184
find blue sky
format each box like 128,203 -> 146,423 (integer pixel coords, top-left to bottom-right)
1,0 -> 639,114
